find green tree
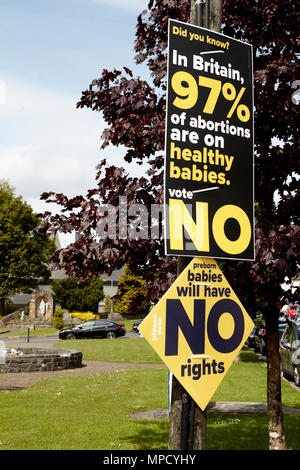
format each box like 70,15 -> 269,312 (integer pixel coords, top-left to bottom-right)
0,180 -> 55,316
51,275 -> 104,313
114,266 -> 151,318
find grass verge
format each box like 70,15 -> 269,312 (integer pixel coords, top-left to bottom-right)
56,337 -> 162,363
0,344 -> 299,450
7,328 -> 58,337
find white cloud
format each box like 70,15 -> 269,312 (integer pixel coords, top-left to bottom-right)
0,75 -> 149,216
88,0 -> 147,12
0,145 -> 89,199
0,76 -> 106,210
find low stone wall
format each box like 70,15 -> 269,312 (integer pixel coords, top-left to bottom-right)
0,309 -> 23,325
0,347 -> 82,373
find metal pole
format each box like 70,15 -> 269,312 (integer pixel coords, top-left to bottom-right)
195,0 -> 210,27
181,392 -> 191,450
27,327 -> 30,343
206,0 -> 210,28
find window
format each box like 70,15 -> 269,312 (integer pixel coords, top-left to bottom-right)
79,321 -> 94,329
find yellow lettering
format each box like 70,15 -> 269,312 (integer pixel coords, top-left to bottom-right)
169,199 -> 209,252
212,205 -> 251,254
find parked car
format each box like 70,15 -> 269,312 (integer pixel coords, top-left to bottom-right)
253,320 -> 287,356
254,323 -> 267,355
245,325 -> 260,348
132,320 -> 142,333
286,304 -> 300,320
279,319 -> 300,386
59,319 -> 126,340
278,321 -> 287,342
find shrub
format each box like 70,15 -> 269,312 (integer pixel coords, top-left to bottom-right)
51,276 -> 104,313
70,312 -> 100,322
52,307 -> 65,330
114,266 -> 150,317
104,295 -> 113,313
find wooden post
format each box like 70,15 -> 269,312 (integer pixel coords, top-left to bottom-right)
168,0 -> 223,451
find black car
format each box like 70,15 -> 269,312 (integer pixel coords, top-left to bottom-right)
132,320 -> 142,333
59,319 -> 126,340
279,319 -> 300,386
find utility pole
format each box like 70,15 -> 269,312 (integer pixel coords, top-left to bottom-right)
168,0 -> 223,451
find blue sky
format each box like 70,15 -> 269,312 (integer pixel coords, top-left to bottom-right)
0,0 -> 149,231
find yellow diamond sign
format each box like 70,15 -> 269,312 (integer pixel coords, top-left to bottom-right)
139,257 -> 254,410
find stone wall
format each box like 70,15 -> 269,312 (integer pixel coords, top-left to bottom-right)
0,309 -> 23,325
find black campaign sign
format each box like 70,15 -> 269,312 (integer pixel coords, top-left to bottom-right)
164,19 -> 254,261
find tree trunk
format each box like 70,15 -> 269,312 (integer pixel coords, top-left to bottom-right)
265,311 -> 287,450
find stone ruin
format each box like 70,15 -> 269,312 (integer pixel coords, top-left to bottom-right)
0,290 -> 55,329
28,289 -> 54,321
0,346 -> 82,373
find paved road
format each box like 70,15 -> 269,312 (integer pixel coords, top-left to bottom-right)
0,330 -> 139,344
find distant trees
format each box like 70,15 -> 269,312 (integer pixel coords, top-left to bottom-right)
0,180 -> 55,316
51,276 -> 104,313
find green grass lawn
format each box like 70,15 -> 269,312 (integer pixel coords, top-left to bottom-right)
7,327 -> 58,337
0,342 -> 299,450
56,337 -> 163,363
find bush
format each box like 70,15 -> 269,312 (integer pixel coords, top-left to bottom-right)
104,295 -> 112,313
51,276 -> 104,313
4,304 -> 19,315
114,266 -> 150,317
52,307 -> 65,330
70,312 -> 100,322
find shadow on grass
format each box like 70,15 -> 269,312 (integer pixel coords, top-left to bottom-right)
124,414 -> 300,450
124,414 -> 268,451
206,414 -> 269,450
207,414 -> 300,450
120,420 -> 169,450
239,347 -> 259,362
